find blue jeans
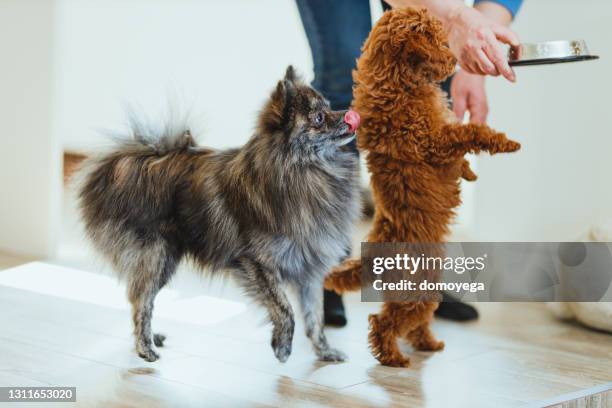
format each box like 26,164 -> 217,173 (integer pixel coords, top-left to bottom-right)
295,0 -> 372,111
295,0 -> 452,110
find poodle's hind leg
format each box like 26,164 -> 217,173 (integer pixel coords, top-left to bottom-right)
125,241 -> 180,362
407,324 -> 445,351
368,302 -> 422,367
404,302 -> 444,352
369,313 -> 409,367
324,259 -> 362,294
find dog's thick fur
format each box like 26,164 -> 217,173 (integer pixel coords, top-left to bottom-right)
77,67 -> 360,363
324,9 -> 520,367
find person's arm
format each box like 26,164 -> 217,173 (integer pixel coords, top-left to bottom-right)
474,0 -> 523,21
451,1 -> 518,123
384,0 -> 519,82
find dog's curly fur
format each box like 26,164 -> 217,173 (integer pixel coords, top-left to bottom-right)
324,8 -> 520,367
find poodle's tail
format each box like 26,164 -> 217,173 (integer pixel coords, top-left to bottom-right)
324,259 -> 362,293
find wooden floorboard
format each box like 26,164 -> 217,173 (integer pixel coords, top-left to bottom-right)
0,251 -> 32,271
1,264 -> 611,407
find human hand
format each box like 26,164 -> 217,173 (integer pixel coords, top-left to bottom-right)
446,5 -> 519,82
450,70 -> 488,124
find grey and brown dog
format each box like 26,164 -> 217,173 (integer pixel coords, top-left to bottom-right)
76,66 -> 361,363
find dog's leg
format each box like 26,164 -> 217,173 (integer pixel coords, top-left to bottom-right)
406,323 -> 445,351
238,257 -> 295,363
128,284 -> 160,362
404,302 -> 444,351
368,302 -> 427,367
461,159 -> 478,181
298,278 -> 347,362
435,124 -> 521,161
126,249 -> 179,362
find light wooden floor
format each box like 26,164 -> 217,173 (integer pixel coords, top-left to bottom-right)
0,257 -> 611,408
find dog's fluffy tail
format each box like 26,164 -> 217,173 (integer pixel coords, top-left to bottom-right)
324,259 -> 363,293
117,108 -> 198,154
74,110 -> 202,276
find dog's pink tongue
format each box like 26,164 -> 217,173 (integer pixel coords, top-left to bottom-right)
344,110 -> 361,132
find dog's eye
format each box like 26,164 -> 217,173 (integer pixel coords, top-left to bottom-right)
313,112 -> 324,126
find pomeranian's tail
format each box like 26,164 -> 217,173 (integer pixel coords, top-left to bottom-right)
120,109 -> 198,154
73,111 -> 202,276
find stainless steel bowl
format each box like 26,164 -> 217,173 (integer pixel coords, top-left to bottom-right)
508,40 -> 599,66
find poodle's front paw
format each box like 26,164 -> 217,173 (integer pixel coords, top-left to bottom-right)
461,159 -> 478,181
487,133 -> 521,154
318,347 -> 347,362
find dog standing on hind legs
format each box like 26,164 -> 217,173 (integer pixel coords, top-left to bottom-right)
324,8 -> 520,367
76,66 -> 362,363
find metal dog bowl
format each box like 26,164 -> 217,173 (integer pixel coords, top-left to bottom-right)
508,40 -> 599,66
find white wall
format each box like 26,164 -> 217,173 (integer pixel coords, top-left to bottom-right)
56,0 -> 312,151
0,0 -> 61,258
475,0 -> 612,241
53,0 -> 612,243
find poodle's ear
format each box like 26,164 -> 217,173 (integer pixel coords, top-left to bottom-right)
385,8 -> 456,81
388,8 -> 440,48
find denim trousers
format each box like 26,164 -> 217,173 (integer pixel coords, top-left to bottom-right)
295,0 -> 453,111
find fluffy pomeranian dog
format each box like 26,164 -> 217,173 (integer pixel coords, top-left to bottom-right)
76,66 -> 361,363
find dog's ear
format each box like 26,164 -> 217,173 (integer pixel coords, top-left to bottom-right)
284,65 -> 303,84
258,73 -> 297,134
273,76 -> 296,119
384,8 -> 456,81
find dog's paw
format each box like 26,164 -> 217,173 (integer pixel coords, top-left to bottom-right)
488,134 -> 521,154
497,138 -> 521,153
271,324 -> 294,363
318,347 -> 347,362
415,339 -> 445,352
153,333 -> 166,348
137,346 -> 160,362
380,355 -> 411,368
272,340 -> 292,363
461,159 -> 478,182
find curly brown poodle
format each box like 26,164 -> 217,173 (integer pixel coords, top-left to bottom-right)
325,8 -> 520,367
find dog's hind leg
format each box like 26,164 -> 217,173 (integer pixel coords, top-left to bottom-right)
297,278 -> 347,362
125,241 -> 179,362
368,302 -> 426,367
237,257 -> 295,363
404,302 -> 444,351
406,322 -> 445,352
